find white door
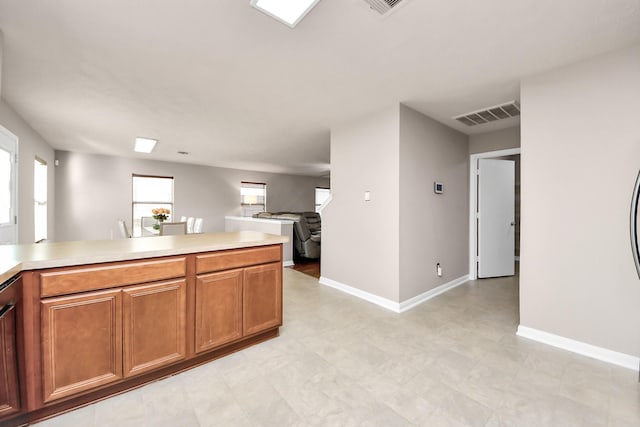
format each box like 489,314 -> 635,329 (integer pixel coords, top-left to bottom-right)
0,127 -> 18,245
477,158 -> 515,278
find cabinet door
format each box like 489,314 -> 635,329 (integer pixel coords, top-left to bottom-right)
243,263 -> 282,336
41,290 -> 122,403
195,270 -> 243,353
123,280 -> 186,377
0,304 -> 20,418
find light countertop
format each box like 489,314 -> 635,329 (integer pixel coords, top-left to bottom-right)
0,259 -> 21,285
0,231 -> 288,280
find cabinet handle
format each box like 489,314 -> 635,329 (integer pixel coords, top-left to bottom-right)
0,275 -> 18,292
631,169 -> 640,279
0,302 -> 15,320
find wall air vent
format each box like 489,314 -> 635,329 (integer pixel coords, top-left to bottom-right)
453,101 -> 521,127
362,0 -> 405,15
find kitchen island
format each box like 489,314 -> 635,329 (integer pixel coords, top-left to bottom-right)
0,231 -> 286,426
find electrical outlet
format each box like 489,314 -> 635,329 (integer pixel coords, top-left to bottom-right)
436,263 -> 442,277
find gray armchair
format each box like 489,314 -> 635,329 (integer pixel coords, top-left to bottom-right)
291,214 -> 320,260
255,211 -> 321,259
301,212 -> 321,235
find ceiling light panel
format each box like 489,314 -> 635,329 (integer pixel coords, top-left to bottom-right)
134,137 -> 157,153
250,0 -> 321,28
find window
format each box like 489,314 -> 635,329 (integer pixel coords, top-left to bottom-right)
315,187 -> 330,213
132,174 -> 174,237
34,157 -> 47,242
241,181 -> 266,217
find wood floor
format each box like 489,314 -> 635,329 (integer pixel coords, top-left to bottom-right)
290,259 -> 320,279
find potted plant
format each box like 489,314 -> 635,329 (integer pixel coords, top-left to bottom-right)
151,208 -> 170,229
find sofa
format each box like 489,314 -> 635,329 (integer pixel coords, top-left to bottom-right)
254,211 -> 321,260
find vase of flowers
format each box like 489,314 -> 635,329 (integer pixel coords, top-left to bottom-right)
151,208 -> 170,230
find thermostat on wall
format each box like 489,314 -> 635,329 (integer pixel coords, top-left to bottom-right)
434,182 -> 444,194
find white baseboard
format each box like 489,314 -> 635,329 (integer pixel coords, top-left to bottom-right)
318,275 -> 469,313
318,276 -> 400,312
517,325 -> 639,371
398,275 -> 469,312
283,260 -> 294,267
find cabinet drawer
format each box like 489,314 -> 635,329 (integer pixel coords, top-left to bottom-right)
40,257 -> 186,297
195,245 -> 281,274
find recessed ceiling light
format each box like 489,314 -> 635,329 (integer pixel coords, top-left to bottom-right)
250,0 -> 321,28
134,137 -> 157,153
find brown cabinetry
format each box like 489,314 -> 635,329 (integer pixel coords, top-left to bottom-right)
0,274 -> 24,426
41,279 -> 188,402
195,270 -> 243,353
41,289 -> 123,403
123,280 -> 186,377
194,246 -> 282,353
39,256 -> 188,403
13,243 -> 282,424
243,263 -> 282,336
0,304 -> 20,418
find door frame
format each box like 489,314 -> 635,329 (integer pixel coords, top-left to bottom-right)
0,125 -> 18,244
469,147 -> 520,280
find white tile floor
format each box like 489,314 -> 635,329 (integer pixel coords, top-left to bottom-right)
34,269 -> 640,426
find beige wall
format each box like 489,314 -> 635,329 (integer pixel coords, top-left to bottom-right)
322,106 -> 401,301
55,150 -> 329,242
323,104 -> 469,304
399,105 -> 469,301
0,99 -> 56,243
469,126 -> 520,154
520,43 -> 640,356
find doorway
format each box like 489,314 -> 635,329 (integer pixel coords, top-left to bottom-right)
469,148 -> 521,280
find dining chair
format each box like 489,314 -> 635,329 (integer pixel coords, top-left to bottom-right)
186,217 -> 195,234
159,221 -> 187,236
141,216 -> 155,236
117,220 -> 131,238
193,217 -> 204,233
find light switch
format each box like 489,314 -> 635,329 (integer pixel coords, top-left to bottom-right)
364,191 -> 371,201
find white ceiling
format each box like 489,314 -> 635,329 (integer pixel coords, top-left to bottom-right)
0,0 -> 638,176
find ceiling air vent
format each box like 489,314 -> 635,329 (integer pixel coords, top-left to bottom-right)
363,0 -> 405,15
453,101 -> 521,127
